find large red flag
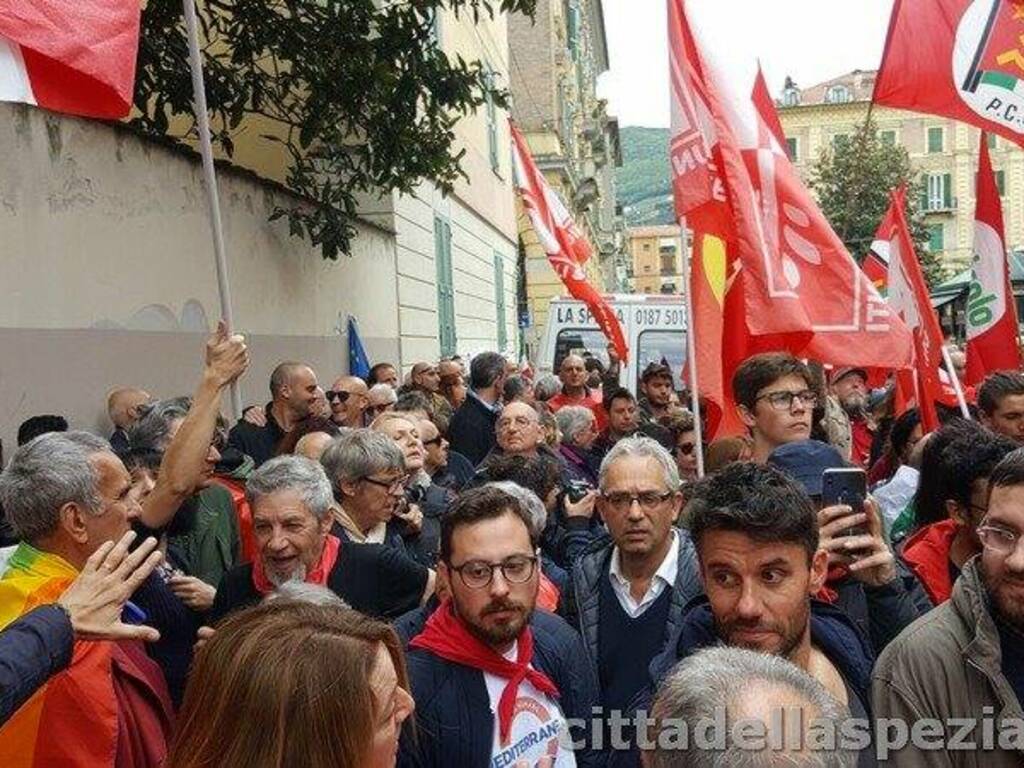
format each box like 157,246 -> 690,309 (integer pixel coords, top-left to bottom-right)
884,187 -> 945,432
667,0 -> 913,438
876,0 -> 1024,149
966,132 -> 1022,383
0,1 -> 140,119
510,120 -> 629,361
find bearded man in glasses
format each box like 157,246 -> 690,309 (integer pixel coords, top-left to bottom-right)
399,486 -> 601,768
560,436 -> 701,716
873,448 -> 1024,767
733,352 -> 818,464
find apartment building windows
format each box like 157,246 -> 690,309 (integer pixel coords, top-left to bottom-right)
924,173 -> 953,211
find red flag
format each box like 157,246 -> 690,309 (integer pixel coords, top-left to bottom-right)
510,120 -> 629,362
864,203 -> 899,296
876,0 -> 1024,149
0,1 -> 140,119
966,132 -> 1022,383
884,187 -> 945,432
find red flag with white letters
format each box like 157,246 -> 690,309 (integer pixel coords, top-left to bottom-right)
510,120 -> 629,361
966,133 -> 1022,383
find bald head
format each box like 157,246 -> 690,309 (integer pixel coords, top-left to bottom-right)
559,354 -> 588,393
496,401 -> 544,456
329,375 -> 369,428
294,431 -> 336,462
107,388 -> 150,429
411,362 -> 441,393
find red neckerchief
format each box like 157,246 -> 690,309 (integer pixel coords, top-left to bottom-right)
251,534 -> 341,595
409,599 -> 559,743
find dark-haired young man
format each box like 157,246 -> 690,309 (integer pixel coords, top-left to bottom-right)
873,449 -> 1024,767
447,352 -> 507,466
367,362 -> 399,389
227,361 -> 319,466
398,486 -> 600,768
978,370 -> 1024,443
732,353 -> 817,463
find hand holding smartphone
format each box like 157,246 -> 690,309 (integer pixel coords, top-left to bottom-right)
821,468 -> 868,538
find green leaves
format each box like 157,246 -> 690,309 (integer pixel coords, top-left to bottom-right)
131,0 -> 536,259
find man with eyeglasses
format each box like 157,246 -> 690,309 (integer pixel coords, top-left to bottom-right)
399,486 -> 600,768
873,449 -> 1024,767
326,374 -> 369,428
733,352 -> 817,464
561,436 -> 701,717
366,382 -> 398,419
420,418 -> 474,491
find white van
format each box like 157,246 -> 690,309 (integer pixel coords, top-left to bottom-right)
535,294 -> 688,394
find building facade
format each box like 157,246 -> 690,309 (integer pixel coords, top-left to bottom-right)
509,0 -> 626,359
626,225 -> 684,294
778,69 -> 1024,273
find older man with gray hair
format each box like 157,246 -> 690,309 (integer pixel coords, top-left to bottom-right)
561,436 -> 701,718
209,455 -> 432,623
643,646 -> 856,768
556,405 -> 600,486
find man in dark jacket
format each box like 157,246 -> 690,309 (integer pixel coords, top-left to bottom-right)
398,486 -> 601,768
447,351 -> 506,466
561,436 -> 703,716
873,449 -> 1024,767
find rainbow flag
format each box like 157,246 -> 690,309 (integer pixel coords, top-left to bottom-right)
0,543 -> 124,767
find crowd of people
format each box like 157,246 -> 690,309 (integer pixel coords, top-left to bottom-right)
1,327 -> 1024,767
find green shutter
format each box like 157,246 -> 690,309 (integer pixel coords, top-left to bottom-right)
988,133 -> 997,149
434,216 -> 457,356
997,170 -> 1006,196
785,137 -> 797,160
493,252 -> 507,351
486,70 -> 499,171
567,5 -> 579,57
928,223 -> 944,253
928,127 -> 943,153
943,173 -> 952,209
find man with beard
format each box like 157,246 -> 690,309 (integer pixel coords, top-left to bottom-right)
643,462 -> 876,767
209,455 -> 432,622
873,449 -> 1024,767
228,361 -> 320,466
398,486 -> 601,768
830,368 -> 873,467
733,353 -> 817,464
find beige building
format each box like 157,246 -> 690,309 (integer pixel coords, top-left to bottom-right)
0,11 -> 522,452
626,225 -> 684,294
509,0 -> 626,358
778,69 -> 1024,273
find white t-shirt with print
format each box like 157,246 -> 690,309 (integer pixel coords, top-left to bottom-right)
483,642 -> 577,768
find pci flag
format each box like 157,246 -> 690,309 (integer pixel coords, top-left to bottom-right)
966,132 -> 1022,383
347,315 -> 371,380
510,119 -> 628,361
876,0 -> 1024,149
0,1 -> 141,119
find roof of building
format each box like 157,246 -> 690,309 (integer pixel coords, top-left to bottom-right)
782,69 -> 877,107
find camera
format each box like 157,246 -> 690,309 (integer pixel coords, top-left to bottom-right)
404,483 -> 425,505
565,479 -> 593,504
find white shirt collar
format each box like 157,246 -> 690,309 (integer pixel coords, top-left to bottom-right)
608,528 -> 680,617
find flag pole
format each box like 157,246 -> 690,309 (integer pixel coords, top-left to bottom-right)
679,217 -> 706,478
941,345 -> 972,420
182,0 -> 242,421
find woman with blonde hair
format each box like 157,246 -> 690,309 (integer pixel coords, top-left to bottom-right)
165,600 -> 414,768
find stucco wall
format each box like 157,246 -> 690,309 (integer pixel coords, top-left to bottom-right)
0,104 -> 400,455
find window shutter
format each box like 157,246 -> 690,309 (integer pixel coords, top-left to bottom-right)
434,217 -> 457,356
943,173 -> 952,209
493,253 -> 507,351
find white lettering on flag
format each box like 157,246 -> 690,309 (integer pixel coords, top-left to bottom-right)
0,36 -> 35,107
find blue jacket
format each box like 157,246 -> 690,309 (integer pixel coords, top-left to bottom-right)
397,608 -> 604,768
0,605 -> 73,726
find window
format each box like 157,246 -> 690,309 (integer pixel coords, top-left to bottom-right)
642,243 -> 651,251
484,68 -> 499,172
434,216 -> 457,356
927,127 -> 944,153
554,329 -> 609,374
493,253 -> 507,351
924,173 -> 953,210
786,137 -> 798,160
928,223 -> 944,253
825,85 -> 851,104
660,249 -> 675,276
782,88 -> 800,107
880,130 -> 897,146
636,331 -> 687,391
566,2 -> 580,59
996,170 -> 1006,196
988,133 -> 998,150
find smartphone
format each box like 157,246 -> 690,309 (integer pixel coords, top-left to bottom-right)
821,468 -> 868,537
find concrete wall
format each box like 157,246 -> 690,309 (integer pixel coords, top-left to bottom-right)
0,104 -> 400,456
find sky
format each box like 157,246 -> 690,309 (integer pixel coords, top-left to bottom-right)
598,0 -> 896,128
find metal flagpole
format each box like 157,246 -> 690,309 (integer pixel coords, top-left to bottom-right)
941,345 -> 972,420
679,217 -> 705,478
182,0 -> 243,421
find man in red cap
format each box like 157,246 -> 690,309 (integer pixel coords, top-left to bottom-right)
830,367 -> 874,467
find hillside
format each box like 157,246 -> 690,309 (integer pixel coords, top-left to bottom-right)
616,126 -> 674,226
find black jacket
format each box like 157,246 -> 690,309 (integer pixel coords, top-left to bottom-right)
397,608 -> 603,768
560,528 -> 703,686
447,395 -> 499,467
227,404 -> 285,467
0,605 -> 73,726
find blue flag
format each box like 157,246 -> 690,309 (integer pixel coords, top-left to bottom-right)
348,315 -> 371,379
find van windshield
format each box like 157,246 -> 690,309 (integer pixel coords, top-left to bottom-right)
554,329 -> 610,373
637,330 -> 687,391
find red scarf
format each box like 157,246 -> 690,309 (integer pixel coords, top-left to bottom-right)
251,534 -> 341,595
409,599 -> 559,743
816,563 -> 849,604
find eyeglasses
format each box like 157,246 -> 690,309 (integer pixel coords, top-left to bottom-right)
361,476 -> 405,493
756,389 -> 818,411
977,520 -> 1022,556
325,390 -> 352,404
422,436 -> 444,447
449,555 -> 538,589
601,491 -> 675,512
676,442 -> 696,456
